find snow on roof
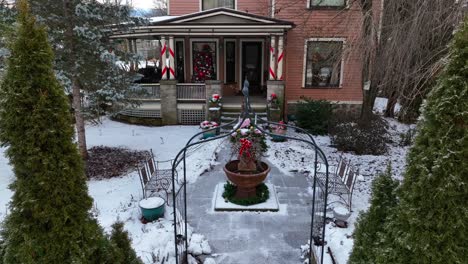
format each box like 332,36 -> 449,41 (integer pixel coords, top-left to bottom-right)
149,16 -> 179,23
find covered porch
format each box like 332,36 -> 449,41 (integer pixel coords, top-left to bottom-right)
110,8 -> 293,124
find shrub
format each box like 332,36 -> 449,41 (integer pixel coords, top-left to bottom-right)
222,182 -> 269,206
398,127 -> 416,146
110,222 -> 143,264
349,164 -> 399,263
329,114 -> 389,155
295,97 -> 333,135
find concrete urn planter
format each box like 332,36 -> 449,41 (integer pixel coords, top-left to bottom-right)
223,160 -> 270,199
333,206 -> 351,222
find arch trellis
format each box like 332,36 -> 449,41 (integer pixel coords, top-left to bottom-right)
171,95 -> 330,264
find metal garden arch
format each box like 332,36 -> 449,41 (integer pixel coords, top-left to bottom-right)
171,93 -> 330,264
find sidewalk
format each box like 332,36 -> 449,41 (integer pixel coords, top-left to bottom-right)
186,148 -> 314,264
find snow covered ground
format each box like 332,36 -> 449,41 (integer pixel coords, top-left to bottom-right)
0,118 -> 221,263
0,106 -> 414,264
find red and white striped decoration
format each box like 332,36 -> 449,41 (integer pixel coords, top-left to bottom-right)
160,40 -> 168,78
277,36 -> 284,80
269,36 -> 277,80
168,36 -> 176,79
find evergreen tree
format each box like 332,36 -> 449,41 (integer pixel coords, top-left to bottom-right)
109,222 -> 143,264
0,1 -> 119,262
377,18 -> 468,263
29,0 -> 142,158
349,164 -> 399,264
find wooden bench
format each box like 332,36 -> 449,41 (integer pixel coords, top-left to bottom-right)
316,156 -> 359,210
138,149 -> 173,203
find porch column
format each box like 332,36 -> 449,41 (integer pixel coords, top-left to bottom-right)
160,80 -> 178,125
168,36 -> 176,80
133,39 -> 138,71
205,80 -> 222,120
277,35 -> 284,80
267,80 -> 285,121
160,36 -> 168,80
269,36 -> 277,80
126,39 -> 134,72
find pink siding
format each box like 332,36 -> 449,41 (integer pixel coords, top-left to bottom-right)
273,0 -> 365,102
169,0 -> 199,15
168,0 -> 383,103
237,0 -> 270,16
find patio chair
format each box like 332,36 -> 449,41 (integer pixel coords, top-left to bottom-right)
315,155 -> 349,192
137,150 -> 174,203
315,156 -> 359,209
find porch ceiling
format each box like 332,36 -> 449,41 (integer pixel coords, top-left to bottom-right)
110,8 -> 294,39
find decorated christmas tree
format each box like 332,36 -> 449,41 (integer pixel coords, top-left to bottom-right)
193,44 -> 215,82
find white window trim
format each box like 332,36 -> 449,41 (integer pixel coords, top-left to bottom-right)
271,0 -> 276,18
200,0 -> 237,12
302,38 -> 346,88
307,0 -> 349,9
224,38 -> 236,84
239,39 -> 265,91
189,38 -> 220,82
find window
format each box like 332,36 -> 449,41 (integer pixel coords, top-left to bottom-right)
134,39 -> 163,83
304,41 -> 343,88
192,42 -> 217,83
225,41 -> 236,83
202,0 -> 235,11
310,0 -> 346,8
175,40 -> 185,83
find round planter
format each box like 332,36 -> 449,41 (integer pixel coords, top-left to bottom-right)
271,133 -> 286,142
202,129 -> 217,139
333,206 -> 351,222
139,197 -> 165,222
223,160 -> 271,199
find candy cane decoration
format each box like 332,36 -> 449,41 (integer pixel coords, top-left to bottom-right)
168,36 -> 176,80
160,36 -> 168,80
277,35 -> 284,80
269,36 -> 277,80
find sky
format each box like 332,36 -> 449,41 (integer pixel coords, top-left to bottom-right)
126,0 -> 163,10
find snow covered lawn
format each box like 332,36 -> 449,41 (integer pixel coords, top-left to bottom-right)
0,113 -> 414,264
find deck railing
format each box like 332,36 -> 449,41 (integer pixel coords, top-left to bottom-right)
132,83 -> 161,99
176,83 -> 205,101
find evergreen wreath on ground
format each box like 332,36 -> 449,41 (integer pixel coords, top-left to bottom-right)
222,182 -> 269,206
86,146 -> 149,179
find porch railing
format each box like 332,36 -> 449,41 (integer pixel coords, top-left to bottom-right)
176,83 -> 205,101
132,83 -> 161,100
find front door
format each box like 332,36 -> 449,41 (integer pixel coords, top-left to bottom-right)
242,42 -> 262,95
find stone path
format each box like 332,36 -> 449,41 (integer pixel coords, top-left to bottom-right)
186,148 -> 314,264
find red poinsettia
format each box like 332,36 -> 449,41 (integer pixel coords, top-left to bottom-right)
239,138 -> 253,160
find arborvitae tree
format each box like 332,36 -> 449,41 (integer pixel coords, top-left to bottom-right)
349,164 -> 399,263
0,1 -> 135,263
110,222 -> 143,264
377,18 -> 468,263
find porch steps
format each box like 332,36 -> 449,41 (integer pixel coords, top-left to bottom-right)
220,103 -> 268,132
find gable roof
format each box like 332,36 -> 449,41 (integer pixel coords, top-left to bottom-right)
110,8 -> 293,39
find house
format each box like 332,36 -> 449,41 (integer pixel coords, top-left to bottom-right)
111,0 -> 378,125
